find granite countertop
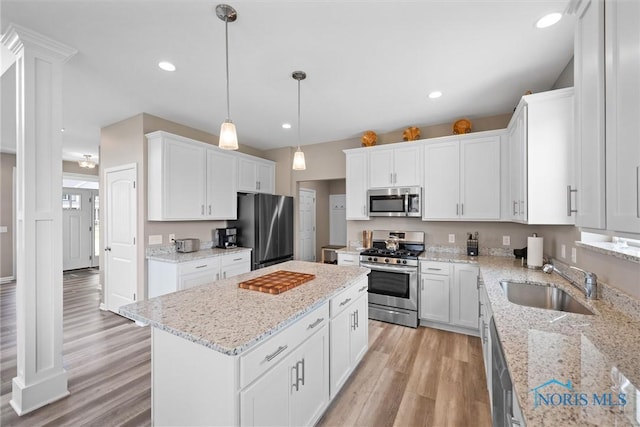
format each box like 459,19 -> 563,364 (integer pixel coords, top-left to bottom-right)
120,260 -> 370,356
146,246 -> 251,263
477,256 -> 640,427
335,245 -> 362,255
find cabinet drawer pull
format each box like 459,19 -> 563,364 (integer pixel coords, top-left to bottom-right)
358,285 -> 368,292
512,200 -> 518,216
265,345 -> 288,362
233,257 -> 243,261
208,205 -> 212,215
354,309 -> 359,329
427,267 -> 442,271
195,264 -> 208,269
339,297 -> 352,307
307,318 -> 324,330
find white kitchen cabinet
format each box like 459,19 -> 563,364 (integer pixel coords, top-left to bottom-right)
419,261 -> 451,323
573,0 -> 606,229
450,264 -> 479,330
344,150 -> 369,220
147,131 -> 238,220
337,253 -> 359,266
507,88 -> 575,225
240,307 -> 329,427
478,278 -> 493,409
237,155 -> 275,194
423,133 -> 501,221
329,277 -> 368,398
220,250 -> 251,279
368,144 -> 421,188
148,250 -> 251,298
420,261 -> 479,335
605,0 -> 640,235
206,148 -> 238,219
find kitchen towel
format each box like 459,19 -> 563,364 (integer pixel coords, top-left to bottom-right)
527,235 -> 544,268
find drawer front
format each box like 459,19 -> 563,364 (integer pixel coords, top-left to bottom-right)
330,278 -> 368,318
420,261 -> 451,275
220,251 -> 251,267
240,303 -> 329,389
178,258 -> 219,275
337,253 -> 359,266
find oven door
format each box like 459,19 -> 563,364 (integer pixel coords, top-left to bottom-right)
360,262 -> 418,311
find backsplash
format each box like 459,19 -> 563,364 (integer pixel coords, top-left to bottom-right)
146,240 -> 215,257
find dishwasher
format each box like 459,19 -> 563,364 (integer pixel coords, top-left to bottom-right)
491,318 -> 516,427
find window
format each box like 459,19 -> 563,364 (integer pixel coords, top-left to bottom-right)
62,193 -> 81,210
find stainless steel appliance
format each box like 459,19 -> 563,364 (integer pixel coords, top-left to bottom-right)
175,238 -> 200,253
229,193 -> 294,270
367,187 -> 422,217
491,318 -> 514,427
359,230 -> 425,328
214,227 -> 237,249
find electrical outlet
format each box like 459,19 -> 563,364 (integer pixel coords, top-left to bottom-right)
169,233 -> 176,243
148,234 -> 163,245
448,234 -> 455,243
571,247 -> 577,263
561,244 -> 566,259
502,235 -> 510,246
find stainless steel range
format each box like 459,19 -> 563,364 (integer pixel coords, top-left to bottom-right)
359,230 -> 424,328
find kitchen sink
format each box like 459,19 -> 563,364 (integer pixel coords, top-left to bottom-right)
499,280 -> 594,315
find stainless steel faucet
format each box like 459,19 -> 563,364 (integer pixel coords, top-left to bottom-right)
570,266 -> 598,300
542,263 -> 598,300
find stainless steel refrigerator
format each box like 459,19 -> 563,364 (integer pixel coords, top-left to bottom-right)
230,193 -> 294,270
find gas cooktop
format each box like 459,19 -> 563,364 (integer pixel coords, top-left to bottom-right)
359,248 -> 423,259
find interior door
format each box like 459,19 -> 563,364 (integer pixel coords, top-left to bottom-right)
105,164 -> 137,313
298,189 -> 316,262
62,188 -> 92,270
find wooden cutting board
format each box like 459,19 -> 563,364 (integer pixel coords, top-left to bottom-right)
238,270 -> 316,295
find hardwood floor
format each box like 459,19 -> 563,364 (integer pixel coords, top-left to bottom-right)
0,269 -> 151,427
1,270 -> 491,426
317,322 -> 492,427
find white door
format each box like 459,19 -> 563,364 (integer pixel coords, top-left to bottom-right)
299,189 -> 316,262
62,188 -> 93,270
105,164 -> 138,313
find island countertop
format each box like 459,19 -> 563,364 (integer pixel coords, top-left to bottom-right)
119,260 -> 369,356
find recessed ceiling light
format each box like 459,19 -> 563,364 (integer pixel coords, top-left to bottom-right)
282,123 -> 292,129
158,61 -> 176,72
428,91 -> 442,99
60,127 -> 65,132
536,12 -> 562,29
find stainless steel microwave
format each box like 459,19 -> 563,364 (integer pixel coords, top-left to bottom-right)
368,187 -> 422,217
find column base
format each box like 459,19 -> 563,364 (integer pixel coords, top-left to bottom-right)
10,370 -> 69,416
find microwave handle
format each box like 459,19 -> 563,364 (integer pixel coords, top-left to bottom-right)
404,194 -> 409,214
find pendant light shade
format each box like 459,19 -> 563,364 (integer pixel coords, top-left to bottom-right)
292,70 -> 307,171
292,148 -> 306,170
216,4 -> 238,150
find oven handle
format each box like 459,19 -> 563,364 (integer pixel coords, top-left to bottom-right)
360,262 -> 417,274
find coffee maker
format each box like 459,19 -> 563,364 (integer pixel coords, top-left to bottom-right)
214,227 -> 237,249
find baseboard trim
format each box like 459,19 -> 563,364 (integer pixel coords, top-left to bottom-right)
99,302 -> 107,311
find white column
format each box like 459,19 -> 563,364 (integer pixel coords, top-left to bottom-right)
1,24 -> 77,416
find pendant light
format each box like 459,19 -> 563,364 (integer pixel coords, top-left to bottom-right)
78,154 -> 96,169
292,71 -> 307,171
216,4 -> 238,150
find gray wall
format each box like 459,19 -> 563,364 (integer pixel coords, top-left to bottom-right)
0,153 -> 15,279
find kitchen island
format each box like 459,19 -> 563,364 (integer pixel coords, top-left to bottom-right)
120,260 -> 370,426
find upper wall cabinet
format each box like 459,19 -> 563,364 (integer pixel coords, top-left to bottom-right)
237,154 -> 275,194
344,151 -> 369,220
604,0 -> 640,234
508,88 -> 575,225
572,0 -> 640,235
368,144 -> 421,188
423,133 -> 502,221
573,0 -> 606,229
147,131 -> 239,221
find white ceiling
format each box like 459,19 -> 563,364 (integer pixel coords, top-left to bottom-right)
0,0 -> 575,164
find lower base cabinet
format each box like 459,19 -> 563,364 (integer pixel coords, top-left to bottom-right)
419,261 -> 479,335
241,324 -> 329,427
478,278 -> 493,409
330,289 -> 368,397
